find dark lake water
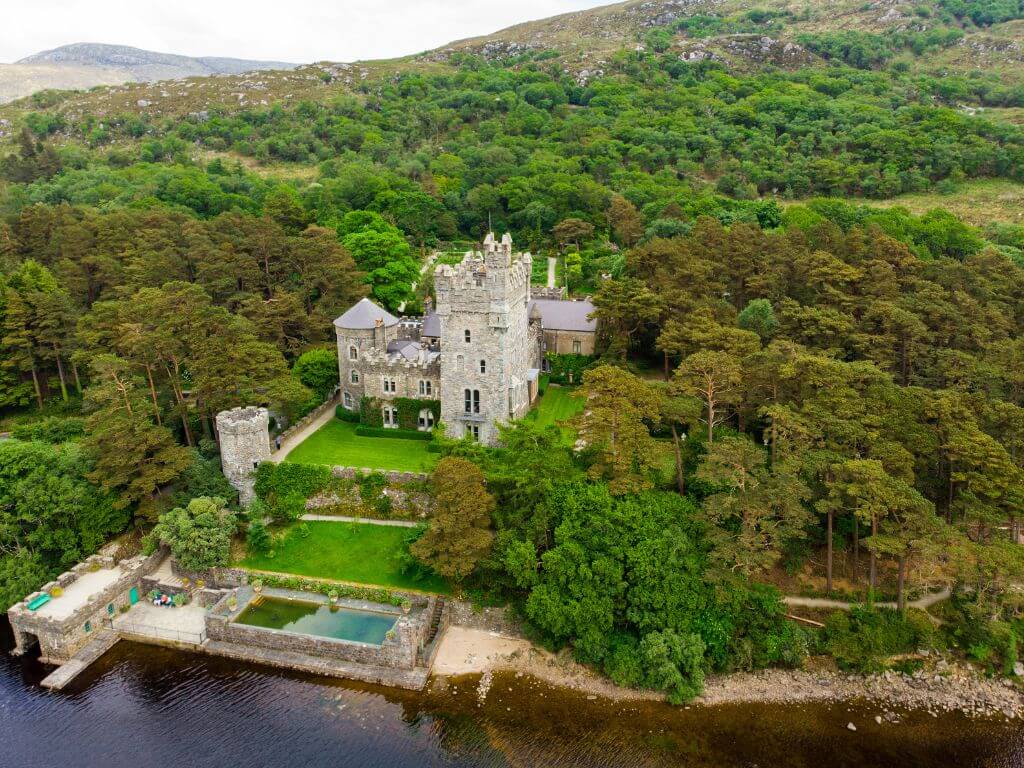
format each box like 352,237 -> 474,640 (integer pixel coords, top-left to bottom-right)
2,618 -> 1022,768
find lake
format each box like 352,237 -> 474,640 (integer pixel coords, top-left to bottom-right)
1,618 -> 1021,768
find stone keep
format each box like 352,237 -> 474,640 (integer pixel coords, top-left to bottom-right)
216,406 -> 270,505
435,233 -> 533,444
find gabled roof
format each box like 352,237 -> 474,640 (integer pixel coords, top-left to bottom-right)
529,299 -> 597,333
334,298 -> 400,330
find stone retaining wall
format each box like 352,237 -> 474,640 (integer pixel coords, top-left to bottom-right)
206,588 -> 425,669
331,466 -> 429,483
448,600 -> 520,636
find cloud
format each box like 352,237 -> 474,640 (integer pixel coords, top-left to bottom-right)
0,0 -> 607,63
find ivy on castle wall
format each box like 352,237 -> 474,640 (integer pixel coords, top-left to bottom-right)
360,396 -> 441,431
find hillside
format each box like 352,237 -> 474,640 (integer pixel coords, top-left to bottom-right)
4,0 -> 1024,124
0,43 -> 297,105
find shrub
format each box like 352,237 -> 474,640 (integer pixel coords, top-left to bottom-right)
11,416 -> 85,443
822,606 -> 936,673
151,496 -> 235,572
292,348 -> 339,402
355,425 -> 434,441
336,404 -> 360,423
246,519 -> 271,555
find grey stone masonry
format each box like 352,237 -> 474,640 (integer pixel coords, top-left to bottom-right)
216,406 -> 271,505
435,232 -> 536,444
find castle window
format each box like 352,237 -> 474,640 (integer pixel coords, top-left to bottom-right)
463,388 -> 481,414
573,339 -> 582,354
348,345 -> 358,360
469,424 -> 480,441
350,369 -> 360,384
418,409 -> 435,431
474,276 -> 483,287
383,378 -> 396,394
479,359 -> 487,374
419,380 -> 432,396
343,392 -> 353,408
464,329 -> 472,343
382,406 -> 399,428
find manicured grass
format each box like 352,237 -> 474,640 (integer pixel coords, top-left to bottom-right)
239,520 -> 449,594
530,385 -> 585,428
284,419 -> 437,472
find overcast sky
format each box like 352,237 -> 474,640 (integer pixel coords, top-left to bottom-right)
1,1 -> 610,64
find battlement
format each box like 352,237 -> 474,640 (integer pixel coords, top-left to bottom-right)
361,343 -> 441,373
215,406 -> 269,437
434,233 -> 532,316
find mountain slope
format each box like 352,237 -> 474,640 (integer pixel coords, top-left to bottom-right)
0,43 -> 297,104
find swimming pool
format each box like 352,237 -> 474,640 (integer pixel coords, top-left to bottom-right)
235,597 -> 397,645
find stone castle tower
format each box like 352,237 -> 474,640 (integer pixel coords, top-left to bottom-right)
215,406 -> 271,505
434,233 -> 533,444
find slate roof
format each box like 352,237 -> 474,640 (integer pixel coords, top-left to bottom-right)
421,311 -> 441,338
528,299 -> 597,333
334,298 -> 400,330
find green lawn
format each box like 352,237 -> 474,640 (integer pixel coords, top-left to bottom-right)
284,419 -> 437,472
530,385 -> 585,428
239,520 -> 449,594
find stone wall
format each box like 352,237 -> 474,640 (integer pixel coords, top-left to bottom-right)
330,466 -> 429,483
543,328 -> 596,356
206,589 -> 425,669
272,395 -> 337,455
8,548 -> 165,663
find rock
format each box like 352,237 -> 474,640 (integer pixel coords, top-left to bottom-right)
875,715 -> 882,725
847,722 -> 857,731
1014,662 -> 1023,677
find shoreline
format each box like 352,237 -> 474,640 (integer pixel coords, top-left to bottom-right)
431,627 -> 1024,719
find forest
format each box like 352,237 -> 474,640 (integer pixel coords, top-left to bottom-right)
2,30 -> 1024,700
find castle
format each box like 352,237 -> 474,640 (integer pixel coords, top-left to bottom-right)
334,233 -> 596,444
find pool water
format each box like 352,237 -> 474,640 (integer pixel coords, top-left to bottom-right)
236,596 -> 397,645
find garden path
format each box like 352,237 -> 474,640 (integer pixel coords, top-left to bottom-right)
300,514 -> 419,528
270,405 -> 337,463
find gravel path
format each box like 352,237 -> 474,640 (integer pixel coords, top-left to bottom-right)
784,588 -> 952,612
270,405 -> 336,463
299,514 -> 419,528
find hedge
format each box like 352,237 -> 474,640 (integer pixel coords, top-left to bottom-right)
335,404 -> 360,423
355,425 -> 434,441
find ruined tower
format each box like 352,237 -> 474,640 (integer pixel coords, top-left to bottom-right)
216,406 -> 271,505
434,233 -> 533,444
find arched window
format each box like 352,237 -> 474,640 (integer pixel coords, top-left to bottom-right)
348,345 -> 358,360
464,388 -> 472,414
464,329 -> 472,343
350,369 -> 360,384
418,409 -> 435,431
479,359 -> 487,374
343,392 -> 353,408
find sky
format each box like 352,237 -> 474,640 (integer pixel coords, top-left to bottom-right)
0,0 -> 610,64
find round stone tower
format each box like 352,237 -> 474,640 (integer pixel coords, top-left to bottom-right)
215,406 -> 271,506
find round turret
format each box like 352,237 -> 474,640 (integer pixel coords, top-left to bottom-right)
216,406 -> 271,506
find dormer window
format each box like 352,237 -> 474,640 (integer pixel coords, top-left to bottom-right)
464,329 -> 472,343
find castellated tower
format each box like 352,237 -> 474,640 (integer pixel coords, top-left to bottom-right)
216,406 -> 271,505
435,232 -> 533,444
